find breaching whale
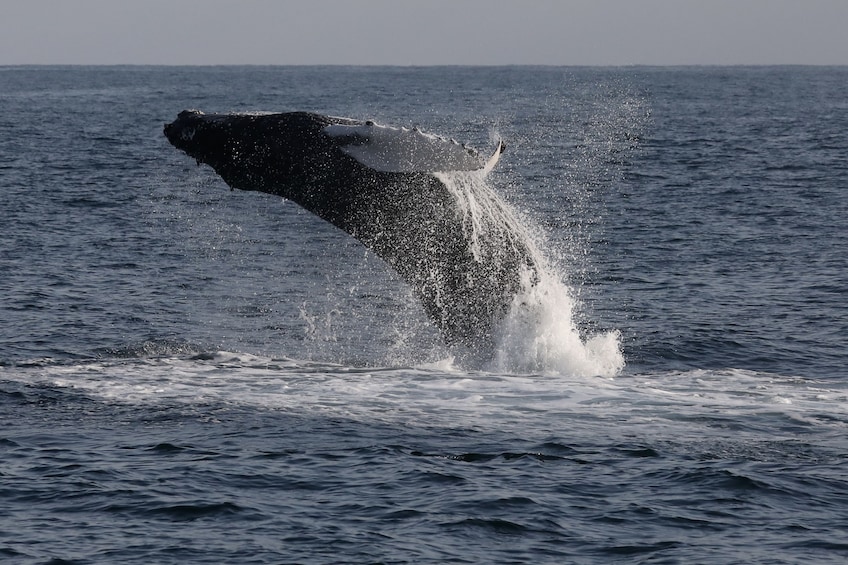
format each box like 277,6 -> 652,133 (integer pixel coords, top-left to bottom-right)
164,110 -> 539,356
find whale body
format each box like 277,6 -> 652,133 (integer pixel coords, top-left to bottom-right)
164,110 -> 539,355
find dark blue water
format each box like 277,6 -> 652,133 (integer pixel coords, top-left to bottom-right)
1,66 -> 847,564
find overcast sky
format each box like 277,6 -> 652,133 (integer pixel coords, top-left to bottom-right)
3,0 -> 847,66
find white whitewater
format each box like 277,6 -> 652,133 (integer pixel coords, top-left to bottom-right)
435,169 -> 625,378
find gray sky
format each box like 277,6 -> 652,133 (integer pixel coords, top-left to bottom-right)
3,0 -> 847,66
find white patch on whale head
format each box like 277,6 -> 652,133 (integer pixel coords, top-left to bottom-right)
180,128 -> 196,142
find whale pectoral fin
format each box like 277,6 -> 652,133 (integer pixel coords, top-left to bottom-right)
323,122 -> 492,173
481,140 -> 506,175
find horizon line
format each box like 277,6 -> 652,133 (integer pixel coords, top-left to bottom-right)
3,62 -> 847,69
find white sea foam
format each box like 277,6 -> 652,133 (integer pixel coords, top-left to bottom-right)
491,273 -> 625,377
6,357 -> 845,441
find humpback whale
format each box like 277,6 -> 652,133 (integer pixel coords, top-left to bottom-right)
164,110 -> 539,356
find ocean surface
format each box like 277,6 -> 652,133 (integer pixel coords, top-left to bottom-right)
1,66 -> 846,564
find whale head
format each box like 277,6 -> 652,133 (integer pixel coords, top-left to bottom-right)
163,109 -> 218,158
164,110 -> 347,197
163,110 -> 271,174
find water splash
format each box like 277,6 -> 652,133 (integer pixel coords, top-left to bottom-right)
436,169 -> 624,377
490,272 -> 625,377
